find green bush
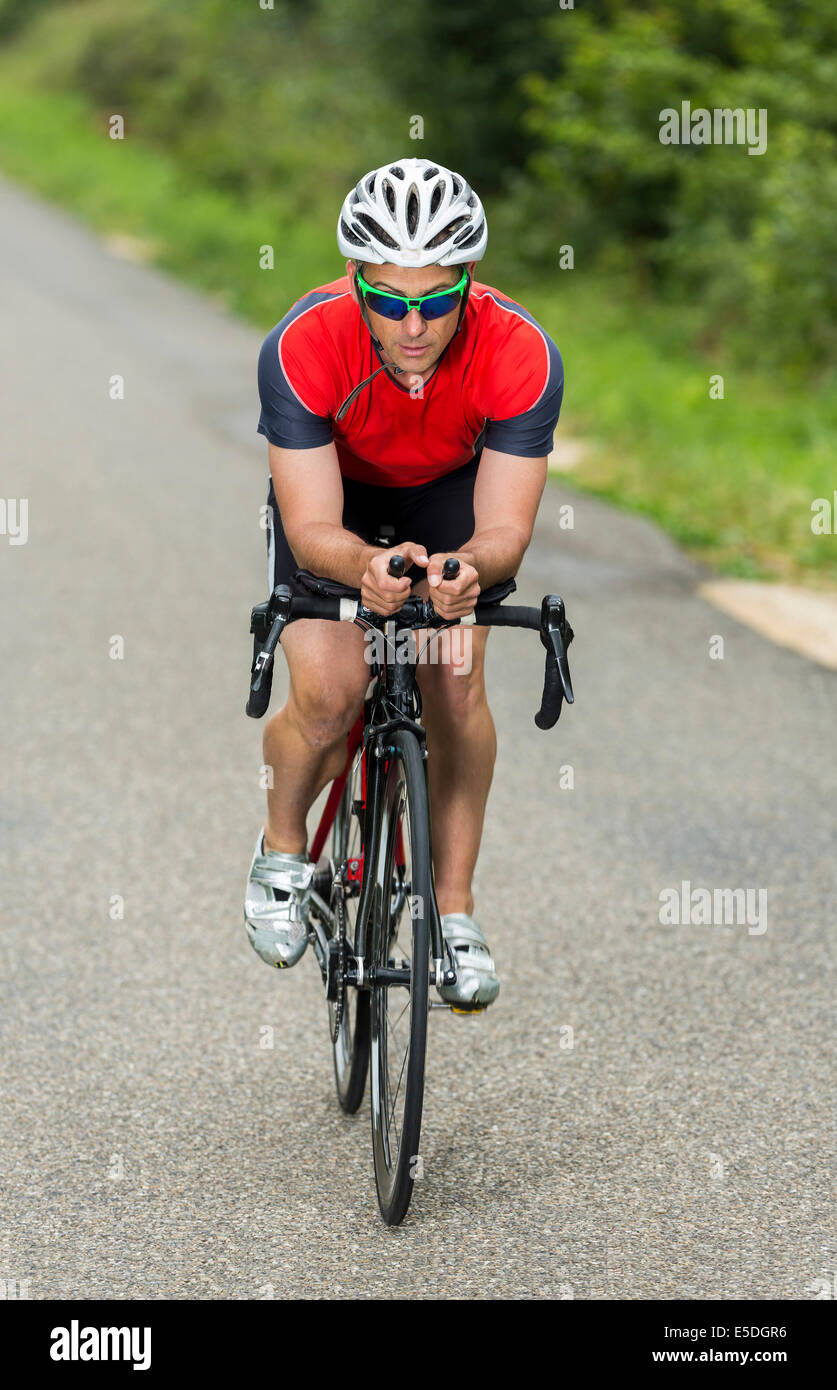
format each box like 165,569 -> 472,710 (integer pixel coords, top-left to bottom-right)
2,0 -> 402,220
0,0 -> 57,39
518,1 -> 837,372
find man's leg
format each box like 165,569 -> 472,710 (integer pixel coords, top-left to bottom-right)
262,619 -> 370,854
414,621 -> 495,918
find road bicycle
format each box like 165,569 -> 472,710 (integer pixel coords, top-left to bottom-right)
246,555 -> 575,1224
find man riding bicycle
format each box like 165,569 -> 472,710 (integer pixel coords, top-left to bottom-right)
245,157 -> 564,1009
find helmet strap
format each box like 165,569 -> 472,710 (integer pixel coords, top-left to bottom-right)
335,270 -> 405,420
453,269 -> 472,336
353,268 -> 406,371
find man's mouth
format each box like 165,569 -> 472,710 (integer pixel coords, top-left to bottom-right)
399,343 -> 430,355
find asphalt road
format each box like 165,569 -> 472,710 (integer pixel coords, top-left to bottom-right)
1,175 -> 834,1300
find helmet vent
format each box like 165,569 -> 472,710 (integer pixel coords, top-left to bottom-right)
423,166 -> 439,180
456,221 -> 485,251
356,213 -> 399,249
406,187 -> 419,236
451,176 -> 462,196
382,179 -> 396,214
389,165 -> 405,179
341,217 -> 369,247
426,215 -> 468,249
429,184 -> 442,216
365,174 -> 376,195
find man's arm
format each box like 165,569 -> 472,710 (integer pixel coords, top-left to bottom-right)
268,442 -> 428,612
438,310 -> 561,600
423,449 -> 547,619
452,448 -> 548,588
268,441 -> 378,587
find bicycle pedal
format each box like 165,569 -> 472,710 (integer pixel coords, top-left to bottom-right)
450,1003 -> 489,1016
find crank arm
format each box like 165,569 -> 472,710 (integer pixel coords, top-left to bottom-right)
308,889 -> 336,933
307,911 -> 332,974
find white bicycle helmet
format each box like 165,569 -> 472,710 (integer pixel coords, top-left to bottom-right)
337,157 -> 487,267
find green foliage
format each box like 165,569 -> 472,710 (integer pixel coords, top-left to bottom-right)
518,0 -> 837,372
0,0 -> 56,40
2,0 -> 833,371
525,273 -> 837,583
354,0 -> 560,193
2,0 -> 402,224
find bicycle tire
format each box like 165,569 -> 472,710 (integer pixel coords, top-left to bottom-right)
369,728 -> 432,1225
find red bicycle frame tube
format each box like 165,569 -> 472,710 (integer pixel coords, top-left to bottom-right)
309,708 -> 406,872
310,712 -> 363,864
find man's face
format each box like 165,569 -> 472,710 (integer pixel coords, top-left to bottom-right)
347,260 -> 474,377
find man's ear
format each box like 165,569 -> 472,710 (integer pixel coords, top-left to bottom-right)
346,260 -> 360,301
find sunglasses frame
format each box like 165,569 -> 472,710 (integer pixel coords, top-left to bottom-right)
355,266 -> 470,321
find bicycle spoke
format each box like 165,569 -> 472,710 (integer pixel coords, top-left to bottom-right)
387,1045 -> 409,1139
387,1017 -> 409,1053
387,994 -> 410,1038
387,1086 -> 400,1155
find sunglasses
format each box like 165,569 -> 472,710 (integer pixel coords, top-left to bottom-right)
355,267 -> 469,322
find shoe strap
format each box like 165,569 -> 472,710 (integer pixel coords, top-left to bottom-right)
247,898 -> 307,925
251,852 -> 315,893
441,913 -> 490,953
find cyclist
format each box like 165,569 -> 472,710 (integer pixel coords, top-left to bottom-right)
245,157 -> 563,1009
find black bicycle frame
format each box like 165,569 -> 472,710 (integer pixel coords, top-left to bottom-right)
346,624 -> 449,984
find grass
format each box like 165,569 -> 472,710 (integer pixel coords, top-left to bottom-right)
522,279 -> 837,585
1,64 -> 835,587
0,77 -> 336,321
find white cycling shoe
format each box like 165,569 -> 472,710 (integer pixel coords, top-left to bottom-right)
437,913 -> 500,1011
244,832 -> 315,969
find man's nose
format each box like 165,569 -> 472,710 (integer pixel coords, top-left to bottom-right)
403,308 -> 426,336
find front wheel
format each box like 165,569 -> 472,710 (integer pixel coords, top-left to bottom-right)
369,729 -> 432,1226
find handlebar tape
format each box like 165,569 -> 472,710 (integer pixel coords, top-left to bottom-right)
534,652 -> 564,730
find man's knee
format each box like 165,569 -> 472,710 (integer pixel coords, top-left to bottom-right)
279,623 -> 369,749
417,628 -> 488,717
287,678 -> 365,749
419,662 -> 488,722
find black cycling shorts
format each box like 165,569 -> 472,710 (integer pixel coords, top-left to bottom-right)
266,454 -> 480,594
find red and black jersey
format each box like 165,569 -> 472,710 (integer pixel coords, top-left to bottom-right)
257,275 -> 563,488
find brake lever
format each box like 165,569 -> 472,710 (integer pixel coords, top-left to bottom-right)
541,594 -> 575,704
533,595 -> 575,730
246,586 -> 291,716
251,613 -> 283,686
